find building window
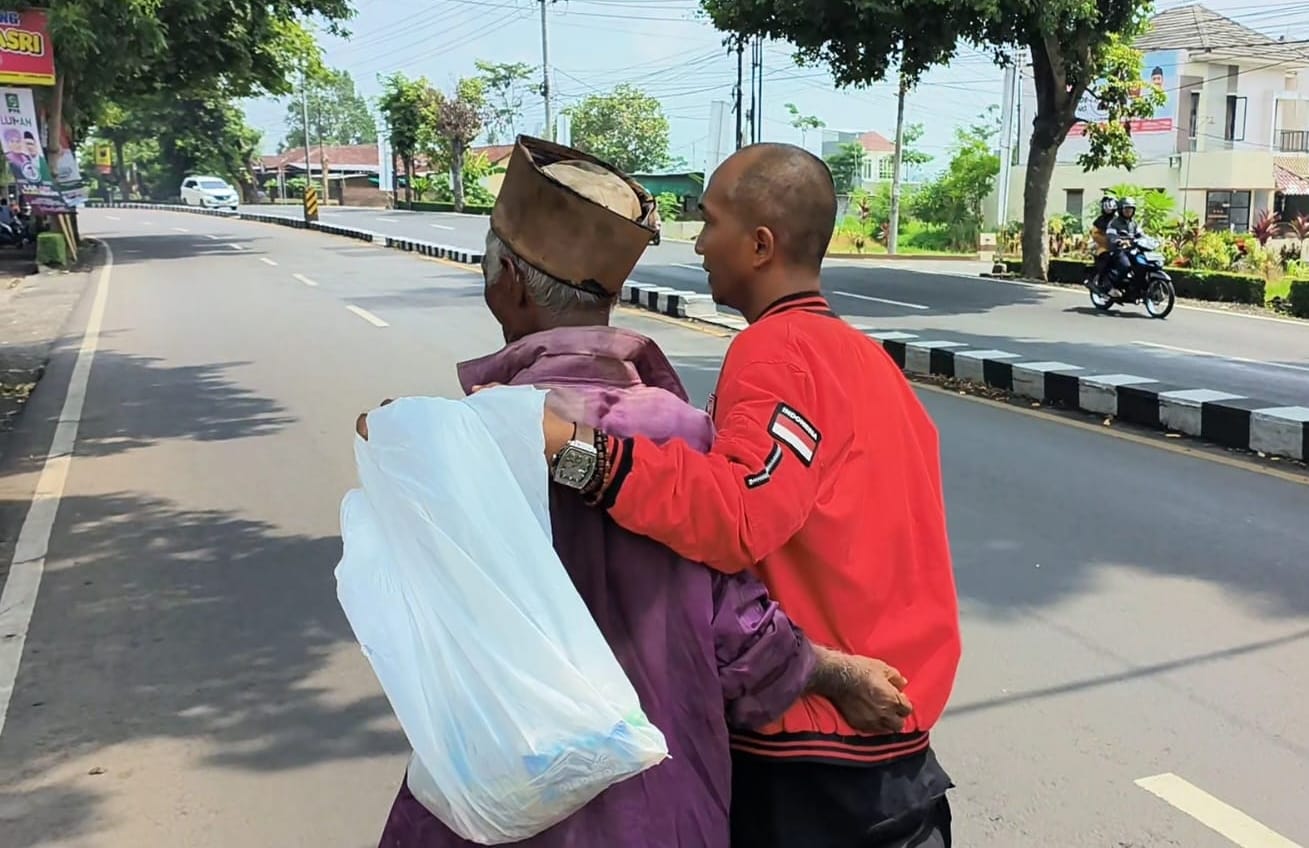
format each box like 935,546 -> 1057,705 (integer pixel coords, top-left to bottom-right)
878,156 -> 895,181
1065,189 -> 1084,218
861,157 -> 874,182
1188,91 -> 1200,150
1205,190 -> 1252,232
1224,95 -> 1247,142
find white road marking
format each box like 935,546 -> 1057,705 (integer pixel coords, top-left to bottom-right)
171,226 -> 189,233
1133,340 -> 1309,374
226,243 -> 245,251
143,220 -> 154,225
430,223 -> 454,231
205,234 -> 221,241
346,305 -> 389,327
0,245 -> 114,740
1135,773 -> 1303,848
674,263 -> 704,272
105,215 -> 120,221
833,289 -> 930,310
293,273 -> 318,287
259,257 -> 278,266
377,217 -> 399,223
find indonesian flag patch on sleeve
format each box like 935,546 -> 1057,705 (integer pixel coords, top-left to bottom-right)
768,403 -> 821,466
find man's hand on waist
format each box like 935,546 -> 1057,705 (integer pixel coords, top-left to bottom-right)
808,646 -> 913,734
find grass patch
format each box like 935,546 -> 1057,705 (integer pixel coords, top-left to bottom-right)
827,232 -> 973,257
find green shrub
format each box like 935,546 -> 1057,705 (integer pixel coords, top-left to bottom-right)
1191,231 -> 1234,270
1289,280 -> 1309,318
36,231 -> 66,266
901,221 -> 954,252
1169,270 -> 1265,304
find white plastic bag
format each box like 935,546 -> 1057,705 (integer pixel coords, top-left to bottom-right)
335,388 -> 668,844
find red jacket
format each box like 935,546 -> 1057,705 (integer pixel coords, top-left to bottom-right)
601,292 -> 961,765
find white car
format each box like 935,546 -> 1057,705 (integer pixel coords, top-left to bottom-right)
180,176 -> 239,210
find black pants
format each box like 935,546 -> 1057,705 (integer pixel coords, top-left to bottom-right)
1108,251 -> 1131,286
730,748 -> 953,848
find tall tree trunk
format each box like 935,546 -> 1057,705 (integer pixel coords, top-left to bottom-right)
403,155 -> 413,203
113,139 -> 127,196
451,140 -> 465,213
1020,140 -> 1057,280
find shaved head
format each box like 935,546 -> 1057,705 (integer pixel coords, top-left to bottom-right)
723,143 -> 837,270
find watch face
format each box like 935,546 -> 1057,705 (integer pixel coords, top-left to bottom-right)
553,442 -> 598,488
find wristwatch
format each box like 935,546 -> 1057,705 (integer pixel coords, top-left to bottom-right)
550,434 -> 600,490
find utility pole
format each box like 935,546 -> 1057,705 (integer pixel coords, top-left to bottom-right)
748,39 -> 758,144
755,36 -> 764,143
300,65 -> 313,193
995,47 -> 1020,247
539,0 -> 553,140
887,73 -> 908,255
734,41 -> 744,150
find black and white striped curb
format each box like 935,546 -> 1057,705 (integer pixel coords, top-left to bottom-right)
639,300 -> 1309,462
85,201 -> 483,264
621,280 -> 718,320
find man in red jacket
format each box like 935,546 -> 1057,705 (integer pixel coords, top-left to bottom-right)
532,143 -> 962,847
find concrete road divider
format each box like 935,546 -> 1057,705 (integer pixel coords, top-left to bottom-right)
86,201 -> 484,266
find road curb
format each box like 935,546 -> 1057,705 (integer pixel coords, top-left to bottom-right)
86,201 -> 484,266
625,290 -> 1309,463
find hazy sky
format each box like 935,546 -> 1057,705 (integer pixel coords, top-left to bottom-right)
243,0 -> 1307,170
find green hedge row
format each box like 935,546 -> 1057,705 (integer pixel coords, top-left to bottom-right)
396,200 -> 493,215
1290,280 -> 1309,318
1004,258 -> 1266,305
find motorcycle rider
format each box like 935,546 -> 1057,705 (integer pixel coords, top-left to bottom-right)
1089,195 -> 1117,286
1103,196 -> 1142,297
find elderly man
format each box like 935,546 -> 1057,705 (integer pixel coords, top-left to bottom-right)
368,137 -> 910,848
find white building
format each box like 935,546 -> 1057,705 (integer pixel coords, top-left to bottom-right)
820,129 -> 897,188
993,4 -> 1309,232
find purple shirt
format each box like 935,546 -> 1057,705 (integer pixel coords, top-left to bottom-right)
377,326 -> 815,848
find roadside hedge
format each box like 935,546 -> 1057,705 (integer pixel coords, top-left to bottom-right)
397,200 -> 493,215
1290,280 -> 1309,318
1002,258 -> 1266,305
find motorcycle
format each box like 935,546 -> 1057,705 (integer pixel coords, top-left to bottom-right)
1084,234 -> 1176,318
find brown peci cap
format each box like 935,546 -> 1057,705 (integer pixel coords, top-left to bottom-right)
489,135 -> 659,296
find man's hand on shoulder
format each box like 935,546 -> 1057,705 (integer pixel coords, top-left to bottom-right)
808,645 -> 913,734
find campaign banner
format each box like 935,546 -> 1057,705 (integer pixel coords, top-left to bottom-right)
1,86 -> 68,213
53,124 -> 87,207
1073,49 -> 1180,136
0,10 -> 55,86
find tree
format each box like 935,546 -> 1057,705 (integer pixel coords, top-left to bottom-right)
429,77 -> 487,212
475,59 -> 536,144
378,72 -> 433,202
910,110 -> 1001,250
284,68 -> 376,150
567,84 -> 671,173
785,102 -> 825,149
825,141 -> 865,194
699,0 -> 1165,279
87,94 -> 262,200
900,123 -> 933,171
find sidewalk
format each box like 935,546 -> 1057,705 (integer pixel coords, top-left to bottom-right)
0,247 -> 96,462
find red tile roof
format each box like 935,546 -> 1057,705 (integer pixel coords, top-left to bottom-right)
857,131 -> 895,153
1275,163 -> 1309,196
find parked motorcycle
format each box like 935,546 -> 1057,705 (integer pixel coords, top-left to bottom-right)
1083,234 -> 1176,319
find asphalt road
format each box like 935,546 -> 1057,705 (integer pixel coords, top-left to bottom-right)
0,208 -> 1306,847
241,203 -> 1309,407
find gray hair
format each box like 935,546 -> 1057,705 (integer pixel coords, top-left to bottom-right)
483,230 -> 614,317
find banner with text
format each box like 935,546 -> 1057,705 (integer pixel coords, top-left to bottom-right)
0,10 -> 55,86
1,86 -> 68,213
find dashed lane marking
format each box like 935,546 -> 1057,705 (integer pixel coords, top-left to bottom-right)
293,273 -> 318,287
346,305 -> 388,327
1135,773 -> 1303,848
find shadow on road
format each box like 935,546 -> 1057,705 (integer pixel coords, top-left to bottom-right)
100,233 -> 271,265
0,489 -> 407,843
73,349 -> 296,457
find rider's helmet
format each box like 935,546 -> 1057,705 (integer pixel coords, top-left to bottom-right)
1100,195 -> 1118,215
1119,197 -> 1137,218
